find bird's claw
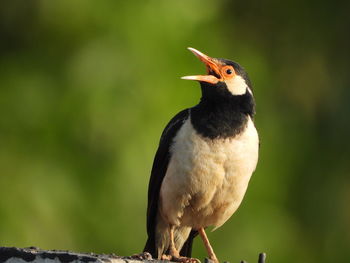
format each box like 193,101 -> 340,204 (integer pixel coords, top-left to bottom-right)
161,254 -> 200,263
170,256 -> 201,263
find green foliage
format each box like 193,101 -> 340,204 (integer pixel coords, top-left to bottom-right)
0,1 -> 349,262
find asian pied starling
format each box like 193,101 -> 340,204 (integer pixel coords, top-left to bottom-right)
143,48 -> 259,263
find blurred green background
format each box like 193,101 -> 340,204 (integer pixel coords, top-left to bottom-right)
1,0 -> 349,262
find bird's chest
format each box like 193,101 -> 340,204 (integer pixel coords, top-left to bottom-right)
169,117 -> 258,185
162,117 -> 258,227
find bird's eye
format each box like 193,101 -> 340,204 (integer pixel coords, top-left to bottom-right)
222,66 -> 234,78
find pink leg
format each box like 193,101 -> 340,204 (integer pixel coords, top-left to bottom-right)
198,228 -> 219,263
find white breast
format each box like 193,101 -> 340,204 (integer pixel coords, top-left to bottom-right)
159,116 -> 259,230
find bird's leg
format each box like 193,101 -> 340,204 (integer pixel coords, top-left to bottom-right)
164,225 -> 200,263
169,225 -> 180,258
198,228 -> 219,263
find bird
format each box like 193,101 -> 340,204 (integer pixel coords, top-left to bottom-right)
143,47 -> 259,263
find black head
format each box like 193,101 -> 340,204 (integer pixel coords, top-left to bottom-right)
182,48 -> 253,100
183,48 -> 256,139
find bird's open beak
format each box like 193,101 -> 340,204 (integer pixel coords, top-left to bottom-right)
181,47 -> 221,84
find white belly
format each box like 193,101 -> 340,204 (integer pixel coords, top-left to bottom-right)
159,116 -> 259,229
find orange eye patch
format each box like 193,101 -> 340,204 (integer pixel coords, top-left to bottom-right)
221,66 -> 235,79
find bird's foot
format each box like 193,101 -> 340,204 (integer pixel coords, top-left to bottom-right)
161,254 -> 172,260
130,252 -> 153,260
168,255 -> 201,263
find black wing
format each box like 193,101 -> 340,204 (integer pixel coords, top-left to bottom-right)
143,109 -> 191,257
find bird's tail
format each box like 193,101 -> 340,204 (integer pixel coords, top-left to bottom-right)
143,235 -> 157,258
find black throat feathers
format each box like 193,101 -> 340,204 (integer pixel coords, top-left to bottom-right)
190,84 -> 255,139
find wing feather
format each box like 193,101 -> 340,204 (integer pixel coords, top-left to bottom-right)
143,109 -> 190,257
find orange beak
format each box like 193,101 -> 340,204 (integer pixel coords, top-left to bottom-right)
181,47 -> 222,84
